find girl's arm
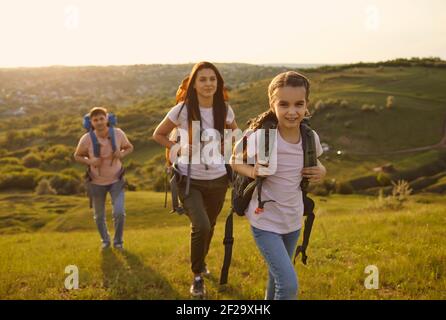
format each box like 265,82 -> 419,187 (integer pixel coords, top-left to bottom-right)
230,137 -> 268,179
230,138 -> 254,178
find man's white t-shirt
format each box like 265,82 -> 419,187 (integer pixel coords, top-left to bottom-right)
244,128 -> 323,234
166,102 -> 235,180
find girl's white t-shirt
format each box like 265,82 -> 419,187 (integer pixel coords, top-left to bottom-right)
166,102 -> 235,180
244,128 -> 323,234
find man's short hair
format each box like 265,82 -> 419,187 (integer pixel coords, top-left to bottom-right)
89,107 -> 108,119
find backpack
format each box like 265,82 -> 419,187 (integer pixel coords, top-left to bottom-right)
220,117 -> 318,285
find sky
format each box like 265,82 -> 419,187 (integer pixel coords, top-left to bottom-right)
0,0 -> 445,67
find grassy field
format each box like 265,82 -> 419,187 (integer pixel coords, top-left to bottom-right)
0,190 -> 445,299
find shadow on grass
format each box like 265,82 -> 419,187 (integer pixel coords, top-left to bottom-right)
101,249 -> 180,299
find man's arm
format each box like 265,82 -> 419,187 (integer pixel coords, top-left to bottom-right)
113,130 -> 134,160
73,138 -> 92,166
119,142 -> 134,158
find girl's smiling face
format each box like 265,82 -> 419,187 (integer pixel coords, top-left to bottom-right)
194,68 -> 218,100
270,86 -> 308,129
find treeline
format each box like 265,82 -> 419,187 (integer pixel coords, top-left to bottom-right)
315,57 -> 446,72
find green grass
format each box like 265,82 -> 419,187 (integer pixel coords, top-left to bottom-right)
0,191 -> 445,299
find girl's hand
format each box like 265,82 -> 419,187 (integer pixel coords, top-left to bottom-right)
251,161 -> 271,179
302,165 -> 326,183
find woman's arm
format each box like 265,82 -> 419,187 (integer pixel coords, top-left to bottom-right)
153,117 -> 177,149
227,119 -> 238,130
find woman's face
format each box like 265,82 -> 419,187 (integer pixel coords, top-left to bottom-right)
194,68 -> 218,99
271,86 -> 308,129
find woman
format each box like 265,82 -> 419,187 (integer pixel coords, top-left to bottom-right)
153,61 -> 238,297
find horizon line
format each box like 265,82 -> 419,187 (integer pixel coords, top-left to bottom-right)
1,56 -> 443,70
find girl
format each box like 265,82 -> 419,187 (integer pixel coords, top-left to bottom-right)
153,62 -> 238,297
231,71 -> 326,300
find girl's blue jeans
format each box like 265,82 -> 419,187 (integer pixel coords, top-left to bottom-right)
251,226 -> 301,300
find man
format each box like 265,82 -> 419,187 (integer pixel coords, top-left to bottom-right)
74,107 -> 134,250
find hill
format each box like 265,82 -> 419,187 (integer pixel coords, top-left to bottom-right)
0,59 -> 445,197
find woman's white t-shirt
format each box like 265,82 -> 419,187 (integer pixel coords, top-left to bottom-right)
244,128 -> 323,234
166,102 -> 235,180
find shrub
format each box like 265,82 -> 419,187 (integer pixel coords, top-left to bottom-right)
60,168 -> 82,181
35,178 -> 57,195
323,179 -> 337,193
49,174 -> 82,195
311,185 -> 329,196
377,173 -> 391,186
0,169 -> 40,190
23,153 -> 41,168
335,181 -> 354,194
151,170 -> 167,192
44,145 -> 73,162
4,130 -> 26,148
125,159 -> 141,171
349,175 -> 380,190
0,164 -> 26,173
0,157 -> 22,165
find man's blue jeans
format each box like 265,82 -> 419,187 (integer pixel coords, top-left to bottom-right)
90,179 -> 125,246
251,226 -> 301,300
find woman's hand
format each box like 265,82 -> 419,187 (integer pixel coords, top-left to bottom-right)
302,165 -> 326,183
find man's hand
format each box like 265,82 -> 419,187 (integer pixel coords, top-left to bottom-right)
112,150 -> 123,161
89,157 -> 102,167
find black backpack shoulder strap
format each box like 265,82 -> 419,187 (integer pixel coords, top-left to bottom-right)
220,207 -> 234,285
294,119 -> 317,265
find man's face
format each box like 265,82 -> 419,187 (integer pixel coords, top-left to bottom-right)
91,114 -> 107,130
